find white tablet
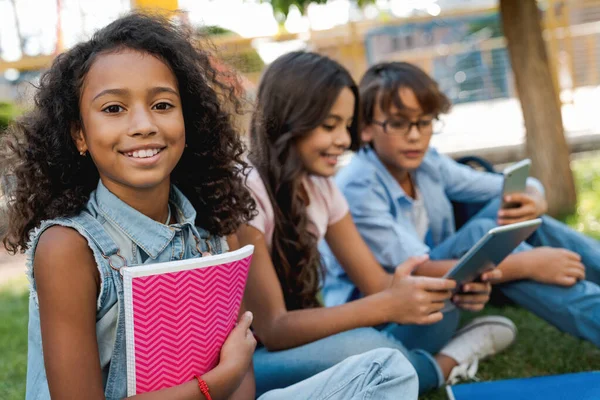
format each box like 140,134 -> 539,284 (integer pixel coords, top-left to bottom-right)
443,218 -> 542,286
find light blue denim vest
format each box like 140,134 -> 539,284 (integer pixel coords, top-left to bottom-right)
25,181 -> 227,400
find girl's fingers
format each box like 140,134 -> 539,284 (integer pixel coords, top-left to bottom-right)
419,312 -> 444,325
453,294 -> 489,305
462,282 -> 491,294
428,290 -> 454,302
234,311 -> 253,334
427,302 -> 446,314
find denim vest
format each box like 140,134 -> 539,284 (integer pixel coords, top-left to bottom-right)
25,181 -> 227,400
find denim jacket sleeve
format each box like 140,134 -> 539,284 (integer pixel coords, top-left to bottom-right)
342,174 -> 430,270
433,150 -> 546,201
432,150 -> 504,203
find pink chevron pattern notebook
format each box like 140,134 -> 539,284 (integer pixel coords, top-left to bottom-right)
122,245 -> 254,396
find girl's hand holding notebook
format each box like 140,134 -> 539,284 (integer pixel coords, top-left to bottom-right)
217,311 -> 257,385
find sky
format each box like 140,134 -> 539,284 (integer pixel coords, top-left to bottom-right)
0,0 -> 461,61
0,0 -> 497,81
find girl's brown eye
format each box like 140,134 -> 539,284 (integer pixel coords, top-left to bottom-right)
103,105 -> 123,113
153,102 -> 173,111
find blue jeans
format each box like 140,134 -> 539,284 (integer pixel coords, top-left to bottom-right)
258,348 -> 418,400
432,198 -> 600,347
254,326 -> 447,396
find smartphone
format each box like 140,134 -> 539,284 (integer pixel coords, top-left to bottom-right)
501,159 -> 531,209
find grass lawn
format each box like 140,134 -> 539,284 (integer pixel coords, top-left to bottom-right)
1,155 -> 600,400
0,277 -> 28,400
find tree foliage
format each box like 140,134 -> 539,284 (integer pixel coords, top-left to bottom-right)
196,25 -> 265,73
258,0 -> 376,16
0,102 -> 21,131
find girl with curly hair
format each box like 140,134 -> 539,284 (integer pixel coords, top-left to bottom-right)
237,51 -> 516,397
1,13 -> 420,400
0,12 -> 258,400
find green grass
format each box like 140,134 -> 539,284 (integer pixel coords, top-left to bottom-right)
1,155 -> 600,400
0,278 -> 28,400
565,154 -> 600,240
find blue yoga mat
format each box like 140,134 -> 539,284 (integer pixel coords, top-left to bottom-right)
446,372 -> 600,400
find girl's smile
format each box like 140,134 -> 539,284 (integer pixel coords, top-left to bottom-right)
120,143 -> 167,166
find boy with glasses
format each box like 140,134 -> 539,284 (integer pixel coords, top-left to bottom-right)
321,62 -> 600,348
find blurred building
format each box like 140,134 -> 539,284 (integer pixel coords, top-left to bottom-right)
364,11 -> 510,104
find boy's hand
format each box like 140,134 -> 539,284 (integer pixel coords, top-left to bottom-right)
480,268 -> 503,284
452,282 -> 492,311
498,190 -> 547,225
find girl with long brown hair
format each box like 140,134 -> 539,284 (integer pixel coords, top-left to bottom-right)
238,51 -> 513,396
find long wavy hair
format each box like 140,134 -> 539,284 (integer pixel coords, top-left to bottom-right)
0,12 -> 255,253
249,51 -> 359,310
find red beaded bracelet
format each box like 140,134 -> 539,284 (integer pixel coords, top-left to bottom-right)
194,375 -> 212,400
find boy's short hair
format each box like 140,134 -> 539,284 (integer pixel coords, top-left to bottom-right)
359,62 -> 451,127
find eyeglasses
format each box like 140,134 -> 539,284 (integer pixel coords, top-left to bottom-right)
372,117 -> 444,137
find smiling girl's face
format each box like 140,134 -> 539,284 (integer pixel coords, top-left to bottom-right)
73,48 -> 186,194
295,87 -> 354,177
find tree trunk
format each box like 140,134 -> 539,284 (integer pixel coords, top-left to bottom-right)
500,0 -> 576,217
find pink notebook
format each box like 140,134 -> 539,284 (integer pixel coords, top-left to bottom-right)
122,245 -> 254,396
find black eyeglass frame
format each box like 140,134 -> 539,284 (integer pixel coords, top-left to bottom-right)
371,117 -> 444,136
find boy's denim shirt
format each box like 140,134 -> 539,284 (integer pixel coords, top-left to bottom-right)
25,180 -> 227,400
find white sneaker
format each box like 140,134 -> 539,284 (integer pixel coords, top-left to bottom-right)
440,316 -> 517,384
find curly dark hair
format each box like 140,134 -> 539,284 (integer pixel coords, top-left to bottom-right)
0,12 -> 256,253
249,51 -> 359,310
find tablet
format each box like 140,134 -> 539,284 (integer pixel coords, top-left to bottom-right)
443,218 -> 542,286
502,159 -> 531,209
